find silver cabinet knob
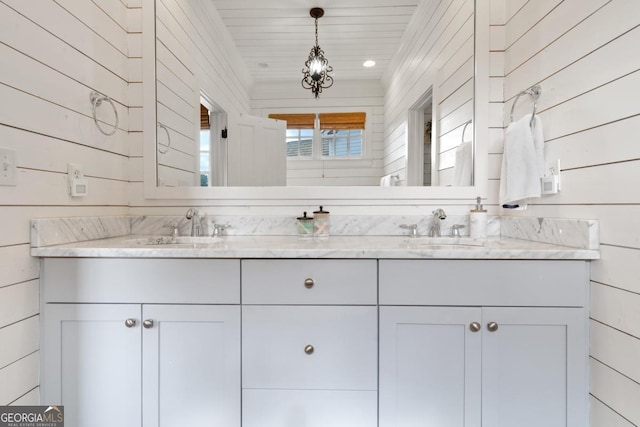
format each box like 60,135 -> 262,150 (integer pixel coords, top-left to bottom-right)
469,322 -> 481,332
125,318 -> 137,328
143,319 -> 154,329
487,322 -> 499,332
304,278 -> 314,289
304,344 -> 314,355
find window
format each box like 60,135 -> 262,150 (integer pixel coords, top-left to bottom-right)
270,112 -> 366,159
287,129 -> 313,157
321,129 -> 363,157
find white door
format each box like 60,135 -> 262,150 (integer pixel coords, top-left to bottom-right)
142,305 -> 241,427
481,307 -> 587,427
226,113 -> 287,186
379,306 -> 482,427
43,304 -> 142,427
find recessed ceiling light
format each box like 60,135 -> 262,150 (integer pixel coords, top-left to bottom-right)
363,60 -> 376,68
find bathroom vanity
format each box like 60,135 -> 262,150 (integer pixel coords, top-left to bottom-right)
32,224 -> 597,427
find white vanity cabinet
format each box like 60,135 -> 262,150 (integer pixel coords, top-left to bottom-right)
241,259 -> 378,427
378,260 -> 589,427
41,258 -> 241,427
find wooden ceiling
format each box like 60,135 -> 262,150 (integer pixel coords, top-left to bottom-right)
211,0 -> 421,83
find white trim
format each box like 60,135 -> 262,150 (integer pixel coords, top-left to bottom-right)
142,1 -> 490,204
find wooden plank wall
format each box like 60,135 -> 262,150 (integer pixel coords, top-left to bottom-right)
383,0 -> 474,185
0,0 -> 136,404
251,80 -> 385,187
493,0 -> 640,425
152,0 -> 253,187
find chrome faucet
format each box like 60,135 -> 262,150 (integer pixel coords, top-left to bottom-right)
427,209 -> 447,237
185,208 -> 201,237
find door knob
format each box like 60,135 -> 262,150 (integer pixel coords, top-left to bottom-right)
304,278 -> 314,289
124,318 -> 137,328
469,322 -> 481,332
304,344 -> 314,355
487,322 -> 499,332
143,319 -> 154,329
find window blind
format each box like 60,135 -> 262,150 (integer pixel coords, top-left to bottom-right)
319,112 -> 366,130
200,104 -> 210,129
268,113 -> 316,129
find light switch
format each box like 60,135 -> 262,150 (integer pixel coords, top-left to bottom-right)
0,147 -> 16,186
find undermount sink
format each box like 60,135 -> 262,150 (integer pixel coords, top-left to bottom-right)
405,236 -> 485,247
127,236 -> 226,246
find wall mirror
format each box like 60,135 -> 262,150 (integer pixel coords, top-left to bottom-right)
143,0 -> 489,200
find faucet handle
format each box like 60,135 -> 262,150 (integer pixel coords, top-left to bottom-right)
212,223 -> 230,237
400,224 -> 419,237
450,224 -> 466,237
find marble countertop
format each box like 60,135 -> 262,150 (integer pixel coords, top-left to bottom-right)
30,235 -> 600,260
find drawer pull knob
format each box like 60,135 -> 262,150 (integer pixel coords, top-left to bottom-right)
304,344 -> 315,355
487,322 -> 499,332
304,278 -> 315,289
125,318 -> 137,328
469,322 -> 481,332
143,319 -> 154,329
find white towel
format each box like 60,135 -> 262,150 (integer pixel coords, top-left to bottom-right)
499,114 -> 545,208
452,141 -> 472,186
380,174 -> 394,186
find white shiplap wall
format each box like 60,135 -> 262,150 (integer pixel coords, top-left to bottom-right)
383,0 -> 474,185
0,0 -> 134,404
494,0 -> 640,425
251,80 -> 385,186
4,1 -> 636,420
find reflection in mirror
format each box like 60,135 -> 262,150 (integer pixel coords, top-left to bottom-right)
152,0 -> 476,189
199,96 -> 226,187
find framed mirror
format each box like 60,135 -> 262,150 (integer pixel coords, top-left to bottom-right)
143,0 -> 489,200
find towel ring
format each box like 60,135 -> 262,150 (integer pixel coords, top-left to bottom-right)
461,120 -> 472,143
510,85 -> 541,126
90,91 -> 118,136
157,123 -> 171,154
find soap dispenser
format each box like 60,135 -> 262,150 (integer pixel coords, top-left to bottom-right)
469,197 -> 487,238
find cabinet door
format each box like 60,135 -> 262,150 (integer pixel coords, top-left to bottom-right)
42,304 -> 142,427
379,306 -> 482,427
142,305 -> 240,427
481,307 -> 587,427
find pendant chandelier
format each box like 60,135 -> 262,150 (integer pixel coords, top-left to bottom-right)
301,8 -> 333,99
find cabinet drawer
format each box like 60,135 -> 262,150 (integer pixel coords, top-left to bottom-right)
43,258 -> 240,304
379,260 -> 589,307
242,259 -> 376,304
242,305 -> 377,390
243,389 -> 377,427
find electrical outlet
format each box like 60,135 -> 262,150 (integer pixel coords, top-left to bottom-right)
543,159 -> 561,194
67,163 -> 84,180
67,163 -> 88,197
0,148 -> 16,186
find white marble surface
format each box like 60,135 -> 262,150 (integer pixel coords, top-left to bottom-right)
30,235 -> 599,260
130,214 -> 501,237
30,214 -> 599,260
501,216 -> 599,249
31,216 -> 131,247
